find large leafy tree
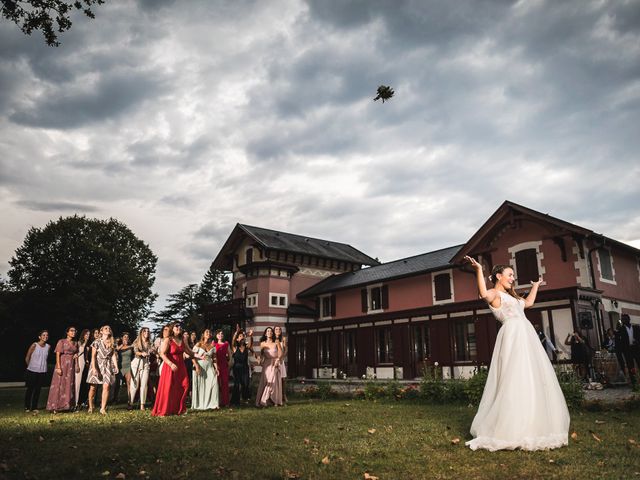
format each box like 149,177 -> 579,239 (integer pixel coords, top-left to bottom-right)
1,0 -> 105,46
8,215 -> 158,334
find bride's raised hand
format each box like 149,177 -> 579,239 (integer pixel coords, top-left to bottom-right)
531,277 -> 542,287
464,255 -> 482,271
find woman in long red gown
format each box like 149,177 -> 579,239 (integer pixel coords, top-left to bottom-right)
214,329 -> 230,407
152,323 -> 195,417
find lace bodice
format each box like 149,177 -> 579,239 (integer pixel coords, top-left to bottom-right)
489,291 -> 526,324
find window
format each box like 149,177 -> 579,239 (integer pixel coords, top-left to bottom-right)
296,335 -> 307,370
246,293 -> 258,308
343,330 -> 357,365
319,333 -> 331,366
452,319 -> 477,362
361,285 -> 389,313
597,248 -> 615,283
320,294 -> 336,319
434,273 -> 452,301
412,323 -> 430,362
245,248 -> 253,264
269,293 -> 288,308
376,327 -> 393,364
515,248 -> 539,284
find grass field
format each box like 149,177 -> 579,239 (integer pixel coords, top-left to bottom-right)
0,388 -> 639,480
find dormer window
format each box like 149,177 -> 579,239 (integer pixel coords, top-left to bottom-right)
361,284 -> 389,313
245,248 -> 253,264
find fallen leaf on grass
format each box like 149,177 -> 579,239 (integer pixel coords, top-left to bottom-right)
629,439 -> 637,445
363,473 -> 379,480
284,470 -> 302,479
101,471 -> 110,476
138,471 -> 147,476
589,431 -> 602,442
115,474 -> 126,479
595,420 -> 605,424
367,428 -> 376,434
548,460 -> 555,464
571,432 -> 578,441
38,436 -> 44,442
450,438 -> 460,445
321,456 -> 330,465
303,438 -> 310,445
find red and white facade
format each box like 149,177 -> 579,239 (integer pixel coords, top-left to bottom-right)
209,202 -> 640,379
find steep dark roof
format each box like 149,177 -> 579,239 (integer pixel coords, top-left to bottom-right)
238,224 -> 379,266
298,244 -> 464,297
211,223 -> 380,271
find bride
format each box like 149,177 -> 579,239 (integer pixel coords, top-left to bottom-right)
464,256 -> 570,451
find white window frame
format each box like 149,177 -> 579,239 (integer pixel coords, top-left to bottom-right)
246,293 -> 258,308
432,269 -> 455,305
319,294 -> 332,320
508,241 -> 546,289
597,247 -> 616,285
269,292 -> 288,308
367,283 -> 384,314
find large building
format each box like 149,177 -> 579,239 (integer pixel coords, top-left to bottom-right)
207,201 -> 640,380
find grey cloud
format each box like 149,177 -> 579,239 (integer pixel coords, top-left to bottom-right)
15,200 -> 100,213
10,70 -> 168,129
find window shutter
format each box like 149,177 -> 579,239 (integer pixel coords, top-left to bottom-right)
361,289 -> 368,312
515,249 -> 539,284
331,294 -> 337,317
381,285 -> 389,309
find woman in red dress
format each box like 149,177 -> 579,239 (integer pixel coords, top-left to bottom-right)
214,329 -> 230,407
152,323 -> 195,417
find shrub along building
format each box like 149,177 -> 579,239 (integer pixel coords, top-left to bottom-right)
208,201 -> 640,380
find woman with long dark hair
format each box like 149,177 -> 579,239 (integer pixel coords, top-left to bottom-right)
152,323 -> 195,416
231,328 -> 253,405
117,332 -> 134,408
255,327 -> 283,407
464,258 -> 569,451
274,326 -> 287,403
214,329 -> 230,407
87,325 -> 119,414
24,330 -> 50,412
46,326 -> 79,413
75,329 -> 91,409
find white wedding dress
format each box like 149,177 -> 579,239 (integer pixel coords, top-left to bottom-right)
466,291 -> 570,451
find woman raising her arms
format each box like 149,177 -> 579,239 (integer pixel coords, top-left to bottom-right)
464,256 -> 569,451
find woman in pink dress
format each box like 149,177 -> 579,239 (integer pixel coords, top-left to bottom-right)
214,329 -> 230,407
255,327 -> 283,407
152,323 -> 195,416
46,327 -> 79,413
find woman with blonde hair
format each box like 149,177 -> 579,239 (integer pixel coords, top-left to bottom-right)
191,329 -> 219,410
87,325 -> 119,414
130,327 -> 153,410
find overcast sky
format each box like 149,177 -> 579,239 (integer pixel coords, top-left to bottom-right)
1,0 -> 639,312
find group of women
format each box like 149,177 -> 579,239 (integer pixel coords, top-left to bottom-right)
24,322 -> 289,416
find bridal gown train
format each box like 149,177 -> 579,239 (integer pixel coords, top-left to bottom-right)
466,291 -> 570,451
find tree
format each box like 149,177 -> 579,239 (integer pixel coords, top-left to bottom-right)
1,0 -> 105,46
197,264 -> 231,305
373,85 -> 395,103
8,215 -> 158,336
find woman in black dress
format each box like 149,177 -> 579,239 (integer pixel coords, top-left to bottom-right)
231,328 -> 253,405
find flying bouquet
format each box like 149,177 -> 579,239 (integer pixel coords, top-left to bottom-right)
373,85 -> 394,103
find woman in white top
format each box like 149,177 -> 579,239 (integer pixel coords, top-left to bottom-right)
464,257 -> 570,451
24,330 -> 50,411
130,327 -> 154,410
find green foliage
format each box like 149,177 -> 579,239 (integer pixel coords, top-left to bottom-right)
557,370 -> 584,410
317,381 -> 333,400
464,367 -> 489,406
1,0 -> 105,46
385,380 -> 402,400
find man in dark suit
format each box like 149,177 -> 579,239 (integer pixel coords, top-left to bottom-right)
615,314 -> 640,386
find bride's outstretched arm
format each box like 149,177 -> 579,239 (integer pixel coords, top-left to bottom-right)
524,279 -> 542,308
464,256 -> 497,304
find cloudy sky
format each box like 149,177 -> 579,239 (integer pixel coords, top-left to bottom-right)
1,0 -> 639,311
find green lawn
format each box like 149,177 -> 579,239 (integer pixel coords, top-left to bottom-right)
0,388 -> 639,479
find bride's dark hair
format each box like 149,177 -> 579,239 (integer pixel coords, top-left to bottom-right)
489,265 -> 521,300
